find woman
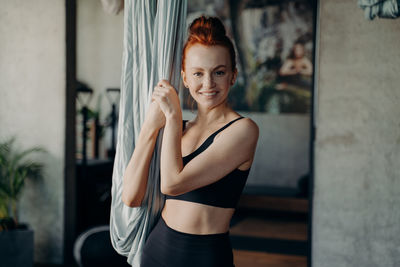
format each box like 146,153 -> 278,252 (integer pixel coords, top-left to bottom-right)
122,16 -> 259,267
279,42 -> 313,77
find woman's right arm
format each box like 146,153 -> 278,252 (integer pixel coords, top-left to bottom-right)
122,101 -> 165,207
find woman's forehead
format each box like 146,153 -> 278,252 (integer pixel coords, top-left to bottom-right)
185,44 -> 231,69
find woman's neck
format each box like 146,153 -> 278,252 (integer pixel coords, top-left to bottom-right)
194,102 -> 233,126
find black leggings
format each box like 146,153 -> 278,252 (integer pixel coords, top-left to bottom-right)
140,216 -> 234,267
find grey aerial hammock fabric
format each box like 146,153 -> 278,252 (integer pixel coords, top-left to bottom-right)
109,0 -> 187,266
358,0 -> 400,20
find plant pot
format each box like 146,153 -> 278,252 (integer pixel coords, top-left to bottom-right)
0,224 -> 34,267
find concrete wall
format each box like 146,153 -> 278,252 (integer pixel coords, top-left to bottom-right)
313,1 -> 400,266
0,0 -> 65,264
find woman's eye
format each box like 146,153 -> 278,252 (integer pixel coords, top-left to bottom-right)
215,71 -> 225,76
193,72 -> 202,77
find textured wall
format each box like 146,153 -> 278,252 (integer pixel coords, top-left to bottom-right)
313,1 -> 400,266
0,0 -> 65,264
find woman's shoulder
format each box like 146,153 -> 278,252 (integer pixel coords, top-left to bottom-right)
234,116 -> 259,139
214,116 -> 258,154
239,116 -> 257,127
215,115 -> 258,145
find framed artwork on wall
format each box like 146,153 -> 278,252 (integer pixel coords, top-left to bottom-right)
183,0 -> 314,114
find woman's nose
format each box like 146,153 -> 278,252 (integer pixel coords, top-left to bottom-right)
203,74 -> 215,89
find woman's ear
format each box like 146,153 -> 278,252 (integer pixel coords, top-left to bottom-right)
231,68 -> 238,85
181,70 -> 188,88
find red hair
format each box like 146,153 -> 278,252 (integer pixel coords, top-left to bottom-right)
181,16 -> 236,71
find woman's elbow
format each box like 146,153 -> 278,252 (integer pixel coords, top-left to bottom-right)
122,191 -> 143,207
160,181 -> 179,196
160,184 -> 172,196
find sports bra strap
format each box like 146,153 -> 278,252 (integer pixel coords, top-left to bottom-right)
207,116 -> 244,142
182,117 -> 244,134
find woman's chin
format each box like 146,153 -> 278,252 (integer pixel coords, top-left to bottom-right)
196,99 -> 227,110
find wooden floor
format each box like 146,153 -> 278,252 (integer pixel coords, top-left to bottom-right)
233,250 -> 307,267
230,195 -> 309,267
230,216 -> 308,241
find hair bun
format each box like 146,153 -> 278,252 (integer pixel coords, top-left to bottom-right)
182,15 -> 237,71
188,16 -> 227,43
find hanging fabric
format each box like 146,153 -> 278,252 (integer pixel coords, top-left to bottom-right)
109,0 -> 187,266
358,0 -> 400,20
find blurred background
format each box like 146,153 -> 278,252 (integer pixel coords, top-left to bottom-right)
1,0 -> 399,267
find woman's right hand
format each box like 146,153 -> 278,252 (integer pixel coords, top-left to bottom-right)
143,100 -> 166,131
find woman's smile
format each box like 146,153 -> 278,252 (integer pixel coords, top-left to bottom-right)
199,90 -> 218,97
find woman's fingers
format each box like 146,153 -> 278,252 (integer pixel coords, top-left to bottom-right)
156,80 -> 177,95
152,90 -> 169,104
157,79 -> 173,89
154,85 -> 174,95
151,90 -> 170,112
153,84 -> 178,104
151,80 -> 181,118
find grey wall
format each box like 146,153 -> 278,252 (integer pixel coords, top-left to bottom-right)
0,0 -> 65,264
245,113 -> 310,188
313,1 -> 400,266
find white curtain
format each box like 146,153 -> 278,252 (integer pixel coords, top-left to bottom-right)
109,0 -> 187,266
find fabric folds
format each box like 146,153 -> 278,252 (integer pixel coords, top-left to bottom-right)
109,0 -> 187,266
358,0 -> 400,20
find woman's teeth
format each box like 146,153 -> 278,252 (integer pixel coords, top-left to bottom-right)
201,92 -> 217,96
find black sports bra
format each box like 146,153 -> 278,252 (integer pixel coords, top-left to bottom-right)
164,116 -> 250,209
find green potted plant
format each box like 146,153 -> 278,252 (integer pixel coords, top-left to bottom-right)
0,136 -> 46,267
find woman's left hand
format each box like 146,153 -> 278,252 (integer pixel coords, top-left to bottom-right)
152,80 -> 181,119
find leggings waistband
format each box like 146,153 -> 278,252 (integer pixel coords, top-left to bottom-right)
157,215 -> 230,245
160,216 -> 229,239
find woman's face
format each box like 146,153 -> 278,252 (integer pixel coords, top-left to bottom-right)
293,44 -> 305,59
181,44 -> 237,110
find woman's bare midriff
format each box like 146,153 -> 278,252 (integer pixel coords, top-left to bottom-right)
161,199 -> 235,234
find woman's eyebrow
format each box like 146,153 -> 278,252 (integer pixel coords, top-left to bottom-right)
189,65 -> 227,71
214,65 -> 227,69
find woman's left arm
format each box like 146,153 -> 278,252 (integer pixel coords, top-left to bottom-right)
152,80 -> 259,196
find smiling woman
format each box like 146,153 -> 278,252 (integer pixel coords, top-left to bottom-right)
121,15 -> 259,267
181,44 -> 237,110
